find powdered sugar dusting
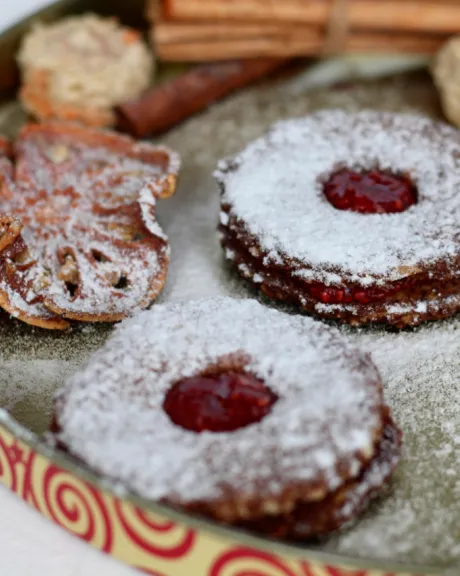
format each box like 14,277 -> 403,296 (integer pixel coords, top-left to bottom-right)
216,110 -> 460,286
1,70 -> 460,567
56,297 -> 383,504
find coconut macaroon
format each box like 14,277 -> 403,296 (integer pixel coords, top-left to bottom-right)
17,14 -> 154,127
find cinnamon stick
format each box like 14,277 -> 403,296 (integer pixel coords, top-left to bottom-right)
115,58 -> 288,138
154,28 -> 447,61
155,20 -> 285,44
160,0 -> 460,35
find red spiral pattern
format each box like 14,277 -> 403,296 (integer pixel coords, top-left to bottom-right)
0,434 -> 17,492
42,465 -> 112,552
114,500 -> 195,558
0,430 -> 382,576
210,547 -> 309,576
22,451 -> 40,507
21,454 -> 112,553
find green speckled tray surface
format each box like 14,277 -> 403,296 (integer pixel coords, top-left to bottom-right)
0,1 -> 458,574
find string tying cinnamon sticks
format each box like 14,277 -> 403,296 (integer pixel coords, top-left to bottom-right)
322,0 -> 349,56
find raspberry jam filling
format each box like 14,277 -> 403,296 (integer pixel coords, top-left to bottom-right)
163,371 -> 278,433
323,168 -> 417,214
308,276 -> 415,305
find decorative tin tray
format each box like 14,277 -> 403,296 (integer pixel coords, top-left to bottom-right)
0,1 -> 457,575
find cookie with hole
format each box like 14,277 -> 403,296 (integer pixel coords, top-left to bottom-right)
216,110 -> 460,328
52,297 -> 401,539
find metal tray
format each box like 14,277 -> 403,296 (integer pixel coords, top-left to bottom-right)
0,1 -> 456,574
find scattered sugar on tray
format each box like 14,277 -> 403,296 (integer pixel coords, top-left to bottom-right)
328,318 -> 460,566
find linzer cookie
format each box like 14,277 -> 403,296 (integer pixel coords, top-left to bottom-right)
216,110 -> 460,327
53,297 -> 401,539
0,122 -> 179,327
17,14 -> 154,127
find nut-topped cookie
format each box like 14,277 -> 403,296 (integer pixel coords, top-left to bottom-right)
216,110 -> 460,327
53,297 -> 401,539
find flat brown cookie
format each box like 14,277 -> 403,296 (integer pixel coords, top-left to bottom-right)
0,216 -> 68,329
53,297 -> 401,539
0,122 -> 179,327
216,111 -> 460,328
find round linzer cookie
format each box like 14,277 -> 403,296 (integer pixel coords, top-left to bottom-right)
53,297 -> 401,539
216,110 -> 460,328
17,14 -> 153,127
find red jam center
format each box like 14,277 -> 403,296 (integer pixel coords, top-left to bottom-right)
307,276 -> 416,305
323,168 -> 417,214
163,372 -> 278,433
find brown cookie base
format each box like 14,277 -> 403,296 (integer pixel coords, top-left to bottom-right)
220,219 -> 460,328
234,415 -> 401,540
172,414 -> 400,541
167,410 -> 400,541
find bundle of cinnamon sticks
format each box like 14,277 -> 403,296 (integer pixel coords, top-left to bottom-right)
149,0 -> 460,61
